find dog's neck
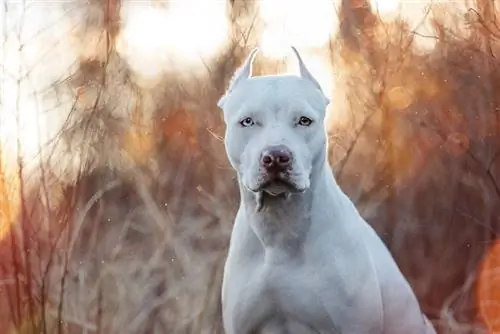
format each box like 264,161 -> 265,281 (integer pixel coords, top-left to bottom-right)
239,162 -> 335,258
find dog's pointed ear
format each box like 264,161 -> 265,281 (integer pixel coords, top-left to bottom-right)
291,46 -> 330,106
217,48 -> 259,109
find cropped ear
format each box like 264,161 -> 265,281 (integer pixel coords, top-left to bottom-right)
217,48 -> 259,109
291,46 -> 330,105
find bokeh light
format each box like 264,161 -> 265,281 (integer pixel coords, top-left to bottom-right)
478,241 -> 500,333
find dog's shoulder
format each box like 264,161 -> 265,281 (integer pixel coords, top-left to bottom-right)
357,223 -> 430,333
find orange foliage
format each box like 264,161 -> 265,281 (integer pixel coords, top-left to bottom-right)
445,132 -> 470,156
122,128 -> 155,164
160,108 -> 200,155
417,74 -> 440,99
478,241 -> 500,333
0,164 -> 19,241
436,108 -> 466,136
0,165 -> 28,333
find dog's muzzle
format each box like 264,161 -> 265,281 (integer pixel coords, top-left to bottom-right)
254,145 -> 304,195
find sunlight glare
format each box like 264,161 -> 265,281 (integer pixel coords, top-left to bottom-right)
117,0 -> 229,81
259,0 -> 337,59
0,3 -> 80,168
0,4 -> 78,167
0,3 -> 82,240
0,86 -> 48,166
370,0 -> 400,16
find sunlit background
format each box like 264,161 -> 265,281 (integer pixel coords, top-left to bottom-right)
1,0 -> 500,333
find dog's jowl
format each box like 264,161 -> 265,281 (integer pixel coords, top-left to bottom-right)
218,47 -> 436,334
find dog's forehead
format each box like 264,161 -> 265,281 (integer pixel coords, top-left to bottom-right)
226,75 -> 323,114
246,75 -> 314,101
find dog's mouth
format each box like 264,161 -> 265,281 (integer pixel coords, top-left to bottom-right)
259,179 -> 301,195
244,173 -> 308,212
250,172 -> 306,195
254,178 -> 305,212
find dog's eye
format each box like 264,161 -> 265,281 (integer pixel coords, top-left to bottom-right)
240,117 -> 255,127
297,116 -> 313,127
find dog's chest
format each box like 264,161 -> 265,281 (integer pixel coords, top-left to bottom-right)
223,253 -> 382,334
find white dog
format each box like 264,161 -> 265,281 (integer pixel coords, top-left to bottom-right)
218,47 -> 436,334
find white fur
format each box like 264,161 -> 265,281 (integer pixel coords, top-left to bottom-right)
219,47 -> 436,334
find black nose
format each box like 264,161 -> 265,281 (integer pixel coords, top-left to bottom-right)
260,145 -> 293,172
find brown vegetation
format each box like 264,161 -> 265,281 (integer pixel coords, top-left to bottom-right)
1,0 -> 500,333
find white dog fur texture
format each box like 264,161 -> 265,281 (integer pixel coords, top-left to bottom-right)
218,47 -> 437,334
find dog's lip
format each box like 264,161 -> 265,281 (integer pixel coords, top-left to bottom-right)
244,172 -> 308,193
256,178 -> 305,194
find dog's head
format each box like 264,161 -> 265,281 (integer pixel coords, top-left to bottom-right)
218,47 -> 330,196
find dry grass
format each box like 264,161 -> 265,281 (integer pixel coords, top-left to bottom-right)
1,0 -> 500,333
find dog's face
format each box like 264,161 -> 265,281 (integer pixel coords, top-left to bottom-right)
218,48 -> 330,196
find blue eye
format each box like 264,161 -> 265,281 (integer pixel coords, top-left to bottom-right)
297,116 -> 313,126
240,117 -> 255,127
